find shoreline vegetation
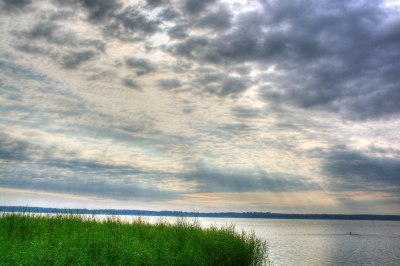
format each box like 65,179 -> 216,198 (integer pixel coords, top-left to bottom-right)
0,211 -> 271,266
1,206 -> 400,221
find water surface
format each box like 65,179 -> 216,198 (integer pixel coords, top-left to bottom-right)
196,218 -> 400,266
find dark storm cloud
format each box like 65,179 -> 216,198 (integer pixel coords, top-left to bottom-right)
180,166 -> 318,193
0,0 -> 31,11
17,22 -> 106,51
158,7 -> 180,21
26,22 -> 59,40
53,1 -> 161,42
46,158 -> 143,172
165,0 -> 400,120
104,5 -> 162,42
168,37 -> 209,58
196,8 -> 232,30
0,132 -> 61,162
48,10 -> 75,21
167,18 -> 281,63
80,0 -> 122,20
59,50 -> 96,69
194,69 -> 225,83
146,0 -> 166,8
124,57 -> 156,76
157,78 -> 182,90
171,61 -> 192,73
163,67 -> 252,97
14,43 -> 63,66
204,77 -> 248,97
0,169 -> 181,201
323,149 -> 400,192
253,0 -> 400,120
121,77 -> 140,90
173,11 -> 266,63
115,6 -> 161,34
14,44 -> 53,56
183,0 -> 217,15
0,133 -> 31,161
167,25 -> 188,39
54,0 -> 123,21
345,87 -> 400,120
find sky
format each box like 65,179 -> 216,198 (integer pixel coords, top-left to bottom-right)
0,0 -> 399,214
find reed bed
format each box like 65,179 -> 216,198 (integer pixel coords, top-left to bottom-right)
0,211 -> 270,266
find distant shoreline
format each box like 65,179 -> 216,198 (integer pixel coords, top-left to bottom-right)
2,206 -> 400,221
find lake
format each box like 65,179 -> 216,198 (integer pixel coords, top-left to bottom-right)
195,218 -> 400,266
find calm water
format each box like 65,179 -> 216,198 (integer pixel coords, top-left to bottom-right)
196,218 -> 400,266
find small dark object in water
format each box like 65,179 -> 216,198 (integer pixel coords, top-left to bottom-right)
350,232 -> 351,235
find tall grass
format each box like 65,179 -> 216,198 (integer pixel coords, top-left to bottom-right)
0,211 -> 270,265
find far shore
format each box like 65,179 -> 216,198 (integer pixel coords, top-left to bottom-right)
2,206 -> 400,221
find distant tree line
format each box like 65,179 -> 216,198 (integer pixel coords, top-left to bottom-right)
1,206 -> 399,221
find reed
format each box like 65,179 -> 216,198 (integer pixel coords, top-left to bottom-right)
0,211 -> 270,265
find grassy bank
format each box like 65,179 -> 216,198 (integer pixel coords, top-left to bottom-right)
0,212 -> 270,266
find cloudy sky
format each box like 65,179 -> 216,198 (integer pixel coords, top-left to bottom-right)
1,0 -> 399,214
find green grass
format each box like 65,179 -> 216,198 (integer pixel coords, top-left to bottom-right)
0,211 -> 270,266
